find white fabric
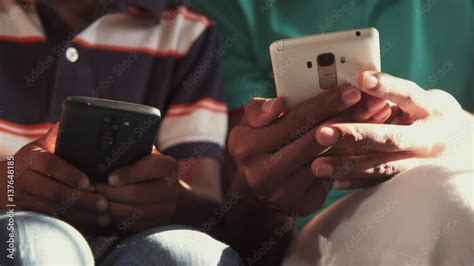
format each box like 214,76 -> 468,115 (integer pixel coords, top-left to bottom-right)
284,163 -> 474,266
75,9 -> 208,57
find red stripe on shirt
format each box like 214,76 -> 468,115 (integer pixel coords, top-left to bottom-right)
0,35 -> 46,43
73,38 -> 187,59
0,119 -> 53,130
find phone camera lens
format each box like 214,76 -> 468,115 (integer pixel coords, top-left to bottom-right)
356,31 -> 361,36
100,134 -> 114,146
317,53 -> 335,67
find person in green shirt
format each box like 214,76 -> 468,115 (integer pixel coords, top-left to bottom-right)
192,0 -> 473,265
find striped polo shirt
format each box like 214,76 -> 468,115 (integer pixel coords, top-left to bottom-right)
0,0 -> 228,160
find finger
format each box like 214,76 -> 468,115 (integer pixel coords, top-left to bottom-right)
242,98 -> 287,127
271,164 -> 332,216
109,202 -> 175,222
316,123 -> 436,155
108,154 -> 178,186
355,95 -> 389,121
234,86 -> 362,158
311,152 -> 423,180
366,103 -> 392,123
22,170 -> 108,213
37,123 -> 59,152
95,180 -> 178,205
358,71 -> 431,119
30,151 -> 90,189
18,193 -> 111,227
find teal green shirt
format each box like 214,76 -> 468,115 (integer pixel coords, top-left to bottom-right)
192,0 -> 474,229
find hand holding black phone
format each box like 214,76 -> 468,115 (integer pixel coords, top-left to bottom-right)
55,97 -> 161,183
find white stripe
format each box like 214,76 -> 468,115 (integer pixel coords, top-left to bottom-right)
168,101 -> 227,114
0,1 -> 44,37
76,11 -> 207,55
0,131 -> 34,159
157,109 -> 228,151
0,123 -> 49,135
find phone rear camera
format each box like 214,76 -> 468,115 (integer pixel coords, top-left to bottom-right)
317,53 -> 335,67
100,134 -> 114,146
356,31 -> 361,36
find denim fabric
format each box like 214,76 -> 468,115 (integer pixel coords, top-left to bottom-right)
0,211 -> 242,266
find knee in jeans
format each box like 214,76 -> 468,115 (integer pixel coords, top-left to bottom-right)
0,211 -> 93,265
102,225 -> 241,266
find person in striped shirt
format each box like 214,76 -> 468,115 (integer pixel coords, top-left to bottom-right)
0,0 -> 241,264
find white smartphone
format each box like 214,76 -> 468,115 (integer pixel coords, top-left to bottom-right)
269,28 -> 381,107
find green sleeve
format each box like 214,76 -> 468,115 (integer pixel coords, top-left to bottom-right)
190,0 -> 275,111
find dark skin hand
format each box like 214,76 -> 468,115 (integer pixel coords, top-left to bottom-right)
0,125 -> 111,227
0,124 -> 223,233
225,85 -> 391,265
0,1 -> 224,235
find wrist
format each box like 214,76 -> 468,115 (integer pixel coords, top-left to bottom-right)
225,176 -> 295,265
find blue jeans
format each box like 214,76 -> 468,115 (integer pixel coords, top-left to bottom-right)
0,211 -> 242,265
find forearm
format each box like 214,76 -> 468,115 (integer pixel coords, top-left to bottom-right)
225,177 -> 295,266
172,158 -> 225,236
173,187 -> 222,232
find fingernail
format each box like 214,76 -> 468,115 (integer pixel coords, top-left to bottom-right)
341,87 -> 361,104
367,100 -> 387,112
108,175 -> 120,186
317,127 -> 340,146
96,199 -> 108,212
98,215 -> 111,226
261,99 -> 276,113
312,161 -> 334,177
364,73 -> 380,90
77,178 -> 90,189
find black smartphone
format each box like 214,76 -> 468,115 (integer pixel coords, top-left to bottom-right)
55,96 -> 161,182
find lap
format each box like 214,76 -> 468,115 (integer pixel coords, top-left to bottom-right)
0,211 -> 94,265
102,225 -> 242,266
284,164 -> 474,266
0,211 -> 241,266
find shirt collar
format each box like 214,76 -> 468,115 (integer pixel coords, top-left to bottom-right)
26,0 -> 180,19
124,0 -> 171,18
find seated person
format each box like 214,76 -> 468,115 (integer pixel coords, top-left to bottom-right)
0,0 -> 241,265
192,0 -> 474,265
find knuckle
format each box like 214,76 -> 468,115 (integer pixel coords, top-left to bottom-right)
231,141 -> 252,163
341,127 -> 363,143
228,127 -> 248,160
373,163 -> 397,176
245,169 -> 271,200
384,131 -> 404,150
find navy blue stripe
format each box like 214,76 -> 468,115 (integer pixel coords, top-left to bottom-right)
163,142 -> 224,160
